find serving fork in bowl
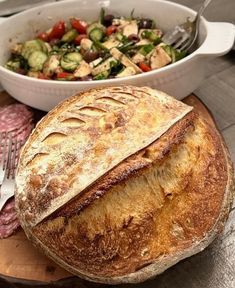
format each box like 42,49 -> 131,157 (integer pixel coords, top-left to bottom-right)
162,0 -> 213,52
0,132 -> 23,211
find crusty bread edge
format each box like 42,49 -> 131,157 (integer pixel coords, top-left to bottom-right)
16,85 -> 193,228
23,121 -> 235,285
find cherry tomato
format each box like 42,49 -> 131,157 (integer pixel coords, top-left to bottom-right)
74,34 -> 88,45
48,21 -> 66,41
106,25 -> 117,36
37,32 -> 49,42
56,72 -> 76,80
139,62 -> 152,72
70,18 -> 87,34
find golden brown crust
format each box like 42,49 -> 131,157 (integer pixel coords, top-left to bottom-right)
48,110 -> 197,220
29,111 -> 233,283
15,86 -> 234,284
16,86 -> 192,227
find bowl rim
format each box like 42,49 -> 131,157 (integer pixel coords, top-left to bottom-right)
0,0 -> 208,85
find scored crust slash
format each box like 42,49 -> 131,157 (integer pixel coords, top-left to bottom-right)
15,86 -> 234,284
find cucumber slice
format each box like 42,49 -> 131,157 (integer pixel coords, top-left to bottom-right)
21,40 -> 43,59
61,29 -> 78,43
87,23 -> 106,37
60,60 -> 77,71
173,49 -> 187,62
5,60 -> 21,71
141,30 -> 161,45
60,52 -> 83,71
89,27 -> 104,42
139,44 -> 155,56
93,70 -> 109,80
28,51 -> 48,71
37,39 -> 49,53
115,32 -> 124,42
161,45 -> 186,63
66,52 -> 82,62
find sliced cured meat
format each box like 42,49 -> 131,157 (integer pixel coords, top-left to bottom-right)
0,219 -> 20,239
0,122 -> 34,159
15,123 -> 34,142
0,198 -> 15,214
0,123 -> 34,146
0,211 -> 17,225
4,122 -> 33,138
0,104 -> 34,238
0,104 -> 33,133
0,199 -> 20,238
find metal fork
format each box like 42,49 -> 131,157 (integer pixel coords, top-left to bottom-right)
0,136 -> 22,211
0,132 -> 8,185
162,0 -> 213,52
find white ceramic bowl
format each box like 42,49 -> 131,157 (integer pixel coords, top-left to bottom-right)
0,0 -> 234,111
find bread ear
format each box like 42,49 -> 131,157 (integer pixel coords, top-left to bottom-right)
16,86 -> 192,228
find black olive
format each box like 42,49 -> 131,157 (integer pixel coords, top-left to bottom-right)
103,14 -> 114,27
138,18 -> 153,29
83,51 -> 99,63
98,50 -> 107,58
127,34 -> 140,43
127,51 -> 136,57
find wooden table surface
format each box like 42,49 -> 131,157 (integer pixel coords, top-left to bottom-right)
0,0 -> 234,287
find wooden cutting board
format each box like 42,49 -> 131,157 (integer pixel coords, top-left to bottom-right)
0,91 -> 226,287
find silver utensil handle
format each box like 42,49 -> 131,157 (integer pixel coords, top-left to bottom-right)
196,0 -> 213,20
187,0 -> 213,52
195,0 -> 213,34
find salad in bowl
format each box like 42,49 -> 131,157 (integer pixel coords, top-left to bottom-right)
5,9 -> 187,81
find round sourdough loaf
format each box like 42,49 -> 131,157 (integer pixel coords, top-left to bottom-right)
15,86 -> 234,284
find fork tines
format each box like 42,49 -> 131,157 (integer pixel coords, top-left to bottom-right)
0,133 -> 23,211
5,136 -> 22,180
0,132 -> 8,185
0,131 -> 24,183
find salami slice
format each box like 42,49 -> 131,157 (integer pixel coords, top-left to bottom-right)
0,104 -> 34,238
0,123 -> 33,145
0,104 -> 33,132
0,219 -> 20,239
15,123 -> 34,141
0,198 -> 15,214
0,199 -> 20,238
0,210 -> 17,225
5,122 -> 33,138
0,121 -> 34,160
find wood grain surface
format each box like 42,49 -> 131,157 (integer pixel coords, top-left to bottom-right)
0,0 -> 234,287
